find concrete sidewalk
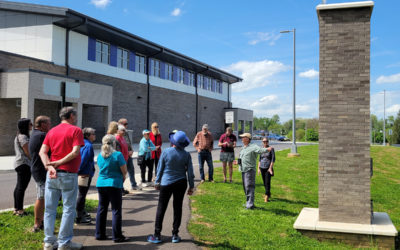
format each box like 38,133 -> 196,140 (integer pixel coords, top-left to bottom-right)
72,154 -> 226,249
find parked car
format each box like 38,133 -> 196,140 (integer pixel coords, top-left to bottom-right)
252,134 -> 263,140
268,133 -> 286,141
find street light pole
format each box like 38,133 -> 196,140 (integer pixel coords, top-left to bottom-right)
383,89 -> 386,146
281,28 -> 298,155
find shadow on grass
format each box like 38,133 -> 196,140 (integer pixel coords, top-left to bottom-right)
194,240 -> 241,250
268,208 -> 298,217
272,197 -> 309,205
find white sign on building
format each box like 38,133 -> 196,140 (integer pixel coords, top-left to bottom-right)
225,111 -> 234,124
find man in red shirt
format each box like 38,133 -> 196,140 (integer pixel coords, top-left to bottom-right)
218,127 -> 237,183
39,106 -> 84,250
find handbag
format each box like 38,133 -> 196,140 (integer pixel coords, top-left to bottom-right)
137,155 -> 145,165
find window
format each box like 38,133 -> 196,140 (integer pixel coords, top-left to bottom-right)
95,40 -> 110,64
152,59 -> 161,78
203,76 -> 209,90
135,54 -> 146,73
166,63 -> 173,80
177,67 -> 184,83
189,72 -> 195,86
117,47 -> 129,69
197,74 -> 204,88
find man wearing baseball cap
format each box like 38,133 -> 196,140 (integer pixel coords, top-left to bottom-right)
238,133 -> 272,209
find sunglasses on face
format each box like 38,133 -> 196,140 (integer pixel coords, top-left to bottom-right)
154,126 -> 159,128
263,141 -> 268,143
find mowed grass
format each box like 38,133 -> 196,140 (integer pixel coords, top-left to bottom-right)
0,199 -> 98,250
189,145 -> 400,249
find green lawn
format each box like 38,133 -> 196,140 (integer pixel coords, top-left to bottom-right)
0,199 -> 98,249
189,145 -> 400,249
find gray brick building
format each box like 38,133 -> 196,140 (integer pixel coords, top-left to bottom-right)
0,1 -> 243,155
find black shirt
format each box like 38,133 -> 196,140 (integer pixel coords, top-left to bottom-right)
259,148 -> 275,169
28,129 -> 47,183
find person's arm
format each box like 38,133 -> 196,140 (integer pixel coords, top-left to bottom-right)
258,155 -> 261,175
209,133 -> 214,150
39,144 -> 56,178
49,145 -> 81,168
187,154 -> 195,195
21,142 -> 31,160
148,140 -> 156,151
155,152 -> 166,190
79,145 -> 90,176
218,135 -> 225,147
269,148 -> 275,175
120,164 -> 127,182
193,134 -> 199,151
232,136 -> 237,148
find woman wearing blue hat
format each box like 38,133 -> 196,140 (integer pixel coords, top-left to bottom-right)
138,129 -> 156,186
147,131 -> 195,244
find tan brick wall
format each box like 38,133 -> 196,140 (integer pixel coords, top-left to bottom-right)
318,7 -> 372,223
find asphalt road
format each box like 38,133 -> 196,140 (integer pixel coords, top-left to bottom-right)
0,141 -> 315,210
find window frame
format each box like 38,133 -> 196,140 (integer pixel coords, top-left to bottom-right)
117,47 -> 129,70
95,40 -> 110,65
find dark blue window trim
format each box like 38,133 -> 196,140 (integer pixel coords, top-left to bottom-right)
88,37 -> 96,61
110,45 -> 117,67
129,51 -> 135,71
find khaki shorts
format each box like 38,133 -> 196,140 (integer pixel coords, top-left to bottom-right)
220,152 -> 234,163
36,181 -> 45,200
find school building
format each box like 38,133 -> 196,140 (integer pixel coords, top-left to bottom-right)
0,1 -> 254,155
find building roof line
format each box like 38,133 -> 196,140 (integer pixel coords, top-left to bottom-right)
0,1 -> 242,84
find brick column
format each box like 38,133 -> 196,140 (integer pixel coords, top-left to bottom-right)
318,2 -> 373,224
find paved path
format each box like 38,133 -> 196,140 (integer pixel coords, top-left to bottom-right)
0,141 -> 315,249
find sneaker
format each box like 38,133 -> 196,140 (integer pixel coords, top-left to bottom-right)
172,234 -> 181,243
114,235 -> 128,243
200,180 -> 205,184
122,189 -> 129,195
75,216 -> 91,224
147,234 -> 162,244
43,242 -> 58,250
131,186 -> 142,191
57,241 -> 83,250
82,211 -> 92,219
209,180 -> 215,183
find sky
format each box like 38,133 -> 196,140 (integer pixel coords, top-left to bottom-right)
9,0 -> 400,122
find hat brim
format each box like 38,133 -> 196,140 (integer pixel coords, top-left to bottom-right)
170,132 -> 190,148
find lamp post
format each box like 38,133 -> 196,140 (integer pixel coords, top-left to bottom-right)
281,28 -> 298,156
383,89 -> 386,146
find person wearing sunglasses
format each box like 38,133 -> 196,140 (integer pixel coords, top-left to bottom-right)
258,138 -> 275,203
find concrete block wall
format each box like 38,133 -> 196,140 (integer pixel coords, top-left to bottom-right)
318,6 -> 372,224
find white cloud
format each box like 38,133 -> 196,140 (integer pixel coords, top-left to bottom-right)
247,32 -> 281,46
299,69 -> 319,79
222,60 -> 289,93
387,104 -> 400,114
376,73 -> 400,84
231,93 -> 317,121
171,8 -> 182,16
371,91 -> 400,118
90,0 -> 111,9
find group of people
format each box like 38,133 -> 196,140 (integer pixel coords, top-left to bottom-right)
12,106 -> 276,249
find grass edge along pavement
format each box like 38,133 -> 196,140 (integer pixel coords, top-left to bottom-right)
188,145 -> 400,249
0,199 -> 98,249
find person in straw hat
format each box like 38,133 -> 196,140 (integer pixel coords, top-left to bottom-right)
238,133 -> 273,209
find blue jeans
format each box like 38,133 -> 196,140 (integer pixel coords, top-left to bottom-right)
198,150 -> 214,181
44,172 -> 78,247
126,157 -> 137,188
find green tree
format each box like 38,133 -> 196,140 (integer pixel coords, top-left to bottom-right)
391,110 -> 400,144
306,128 -> 319,141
